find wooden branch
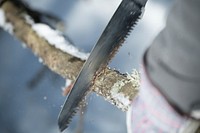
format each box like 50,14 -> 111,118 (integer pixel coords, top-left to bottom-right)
0,0 -> 139,111
1,1 -> 199,131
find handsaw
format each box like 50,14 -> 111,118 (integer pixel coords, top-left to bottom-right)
58,0 -> 148,131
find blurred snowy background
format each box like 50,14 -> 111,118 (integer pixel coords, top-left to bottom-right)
0,0 -> 173,132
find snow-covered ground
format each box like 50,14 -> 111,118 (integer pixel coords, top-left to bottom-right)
0,0 -> 173,132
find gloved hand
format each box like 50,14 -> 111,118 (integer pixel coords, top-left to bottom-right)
127,65 -> 194,133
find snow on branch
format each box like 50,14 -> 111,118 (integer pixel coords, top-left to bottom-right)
32,24 -> 89,60
0,0 -> 140,111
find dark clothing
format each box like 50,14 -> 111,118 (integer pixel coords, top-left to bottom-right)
146,0 -> 200,119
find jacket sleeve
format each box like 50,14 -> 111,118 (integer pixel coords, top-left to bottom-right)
145,0 -> 200,119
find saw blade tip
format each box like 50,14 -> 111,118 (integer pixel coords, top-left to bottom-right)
58,119 -> 68,132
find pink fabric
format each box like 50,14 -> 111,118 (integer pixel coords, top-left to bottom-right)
127,66 -> 187,133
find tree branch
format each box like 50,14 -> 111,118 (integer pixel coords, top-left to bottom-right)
0,0 -> 139,111
1,1 -> 200,132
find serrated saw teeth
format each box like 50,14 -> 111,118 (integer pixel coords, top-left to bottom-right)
58,0 -> 148,131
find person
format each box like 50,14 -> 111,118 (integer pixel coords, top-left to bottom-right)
127,0 -> 200,132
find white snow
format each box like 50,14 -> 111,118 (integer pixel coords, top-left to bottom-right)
23,12 -> 89,60
62,79 -> 72,91
0,9 -> 13,34
110,81 -> 131,111
32,24 -> 89,60
24,14 -> 35,25
65,79 -> 72,87
109,71 -> 140,111
38,57 -> 43,63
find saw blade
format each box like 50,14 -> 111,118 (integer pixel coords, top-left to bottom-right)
58,0 -> 147,131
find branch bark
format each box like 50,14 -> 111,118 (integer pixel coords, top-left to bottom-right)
1,1 -> 199,132
0,0 -> 139,111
